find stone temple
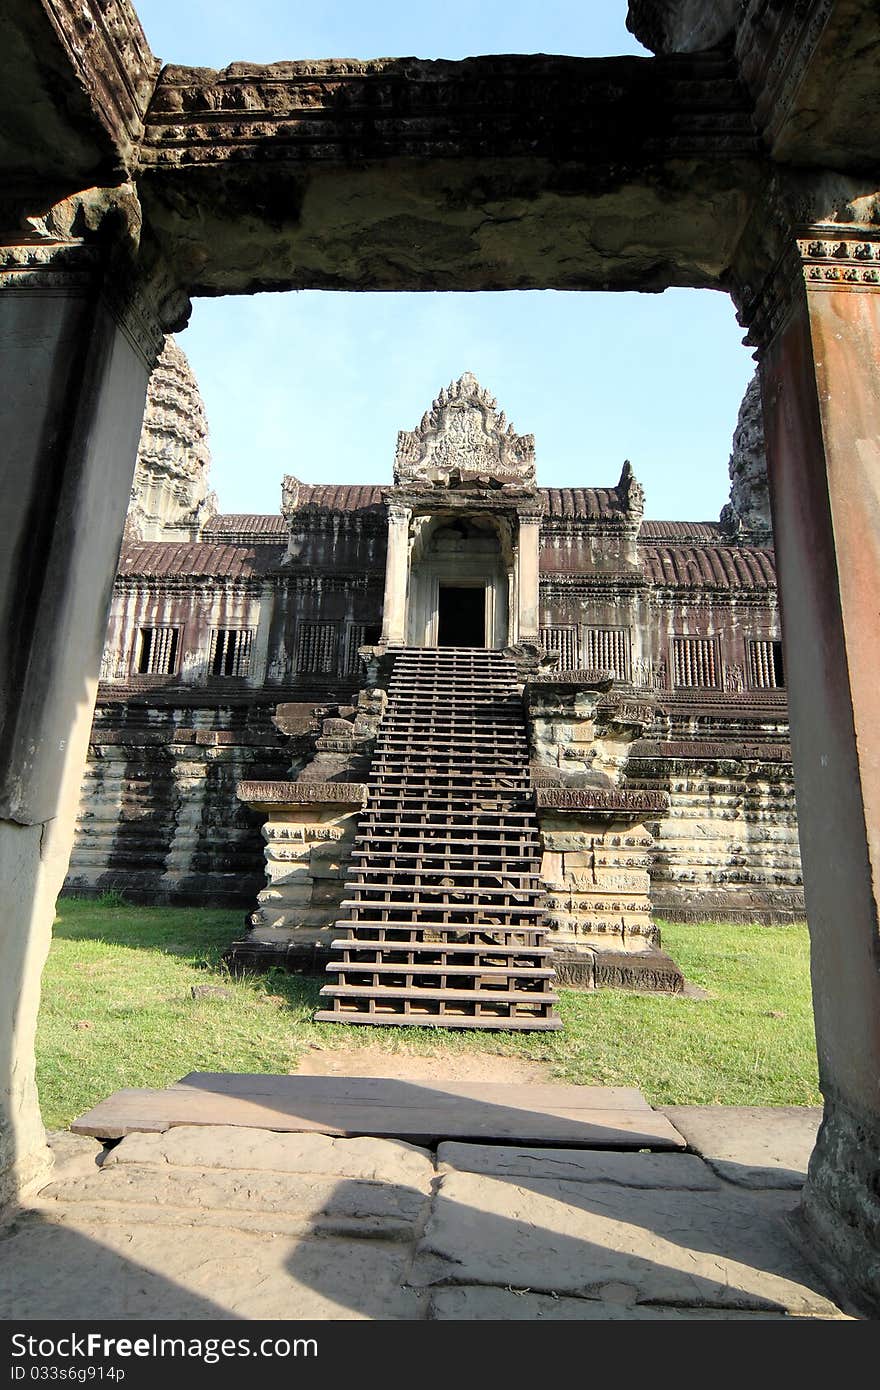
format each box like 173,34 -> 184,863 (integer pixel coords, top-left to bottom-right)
65,340 -> 799,1007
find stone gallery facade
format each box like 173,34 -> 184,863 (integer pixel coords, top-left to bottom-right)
65,341 -> 801,929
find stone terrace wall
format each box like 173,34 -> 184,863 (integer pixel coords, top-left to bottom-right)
65,698 -> 296,907
627,693 -> 804,922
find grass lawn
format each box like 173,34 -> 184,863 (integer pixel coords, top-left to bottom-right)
36,897 -> 821,1131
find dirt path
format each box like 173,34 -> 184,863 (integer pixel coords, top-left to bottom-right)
293,1045 -> 555,1085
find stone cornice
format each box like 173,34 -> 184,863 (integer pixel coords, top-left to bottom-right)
237,780 -> 368,807
630,738 -> 792,762
740,223 -> 880,350
142,53 -> 759,169
286,507 -> 385,530
273,572 -> 383,590
647,588 -> 777,606
527,669 -> 614,691
0,187 -> 187,368
0,238 -> 102,294
540,573 -> 648,592
534,786 -> 670,815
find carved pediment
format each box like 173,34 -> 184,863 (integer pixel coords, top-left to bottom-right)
394,372 -> 536,490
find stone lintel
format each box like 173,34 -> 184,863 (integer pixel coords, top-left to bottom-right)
534,787 -> 669,816
138,54 -> 762,298
390,490 -> 539,517
237,780 -> 368,808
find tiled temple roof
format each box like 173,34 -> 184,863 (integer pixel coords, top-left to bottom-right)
639,542 -> 776,589
207,485 -> 633,529
203,513 -> 287,538
298,484 -> 386,511
638,520 -> 726,541
117,541 -> 284,578
540,487 -> 627,520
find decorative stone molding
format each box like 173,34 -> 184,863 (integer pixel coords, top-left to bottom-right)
617,460 -> 645,524
0,186 -> 189,369
0,238 -> 102,293
798,230 -> 880,288
39,0 -> 161,161
394,372 -> 536,490
740,222 -> 880,350
281,475 -> 301,516
237,780 -> 368,807
631,739 -> 792,762
735,0 -> 834,150
535,787 -> 669,816
528,669 -> 615,689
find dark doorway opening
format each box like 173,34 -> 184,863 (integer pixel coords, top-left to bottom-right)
438,585 -> 486,648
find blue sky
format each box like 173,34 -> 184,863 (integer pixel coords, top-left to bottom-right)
136,2 -> 757,520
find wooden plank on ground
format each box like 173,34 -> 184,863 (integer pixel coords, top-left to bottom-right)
71,1074 -> 685,1150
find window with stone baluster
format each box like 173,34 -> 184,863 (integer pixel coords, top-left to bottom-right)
136,626 -> 181,676
296,621 -> 339,673
671,636 -> 721,689
584,626 -> 631,680
748,638 -> 785,689
209,628 -> 255,677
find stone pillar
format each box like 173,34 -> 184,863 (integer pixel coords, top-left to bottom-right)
379,502 -> 411,645
0,208 -> 174,1207
749,224 -> 880,1310
516,510 -> 542,644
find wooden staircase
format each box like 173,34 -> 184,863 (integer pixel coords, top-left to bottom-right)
315,647 -> 561,1030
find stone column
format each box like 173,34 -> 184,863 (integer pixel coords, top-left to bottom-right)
0,207 -> 176,1207
748,223 -> 880,1311
379,501 -> 412,645
516,510 -> 542,643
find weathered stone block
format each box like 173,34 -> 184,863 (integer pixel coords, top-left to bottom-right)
593,949 -> 684,994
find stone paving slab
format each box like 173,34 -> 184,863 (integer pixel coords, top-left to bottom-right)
426,1288 -> 837,1320
437,1143 -> 720,1188
103,1126 -> 434,1186
28,1200 -> 417,1242
410,1170 -> 840,1315
72,1076 -> 686,1149
46,1131 -> 104,1175
42,1165 -> 428,1228
660,1106 -> 822,1188
0,1214 -> 424,1320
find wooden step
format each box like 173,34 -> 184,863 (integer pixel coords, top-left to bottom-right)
318,645 -> 557,1033
330,938 -> 553,958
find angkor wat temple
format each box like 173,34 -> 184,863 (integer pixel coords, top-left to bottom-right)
65,337 -> 801,941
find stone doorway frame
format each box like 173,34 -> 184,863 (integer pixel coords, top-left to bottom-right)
405,510 -> 513,649
3,0 -> 880,1314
